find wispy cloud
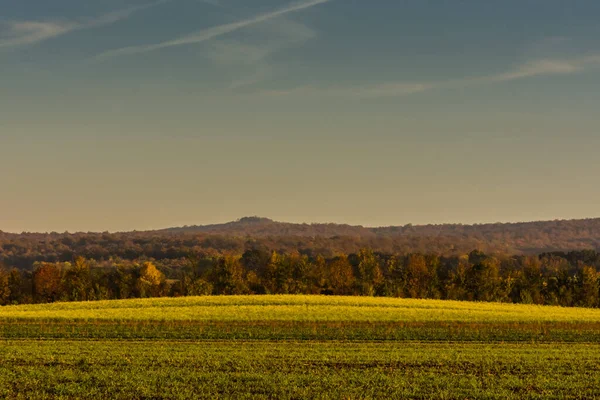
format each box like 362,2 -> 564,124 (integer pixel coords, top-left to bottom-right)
0,21 -> 75,48
481,57 -> 598,83
262,54 -> 600,98
93,0 -> 332,62
0,0 -> 167,49
206,17 -> 317,89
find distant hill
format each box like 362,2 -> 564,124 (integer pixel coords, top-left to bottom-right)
162,216 -> 600,253
2,217 -> 600,269
162,216 -> 375,237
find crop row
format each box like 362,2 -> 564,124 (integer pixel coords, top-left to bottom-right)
3,320 -> 600,342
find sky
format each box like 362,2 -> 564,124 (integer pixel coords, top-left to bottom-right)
1,0 -> 600,233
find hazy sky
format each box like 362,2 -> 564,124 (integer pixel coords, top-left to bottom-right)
2,0 -> 600,232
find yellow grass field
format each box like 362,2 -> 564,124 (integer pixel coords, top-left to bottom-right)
2,295 -> 600,323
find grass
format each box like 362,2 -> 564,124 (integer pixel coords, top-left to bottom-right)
2,340 -> 600,399
4,295 -> 600,323
2,295 -> 600,398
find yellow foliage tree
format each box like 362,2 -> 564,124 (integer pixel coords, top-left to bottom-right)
137,262 -> 165,297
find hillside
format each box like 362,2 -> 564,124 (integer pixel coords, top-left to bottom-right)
162,216 -> 600,252
4,295 -> 600,324
1,217 -> 600,270
162,216 -> 375,237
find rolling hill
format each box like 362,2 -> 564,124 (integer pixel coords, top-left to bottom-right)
162,216 -> 600,252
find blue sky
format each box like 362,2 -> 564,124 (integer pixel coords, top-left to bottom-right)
1,0 -> 600,232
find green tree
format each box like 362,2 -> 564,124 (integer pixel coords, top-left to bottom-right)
444,255 -> 470,301
287,253 -> 312,294
172,275 -> 213,296
578,265 -> 599,308
108,263 -> 135,299
356,249 -> 383,296
212,255 -> 248,295
518,256 -> 544,304
465,256 -> 501,302
62,257 -> 92,301
264,252 -> 290,294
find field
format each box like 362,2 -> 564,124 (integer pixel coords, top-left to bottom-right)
2,296 -> 600,399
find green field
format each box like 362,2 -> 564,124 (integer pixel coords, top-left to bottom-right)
2,296 -> 600,399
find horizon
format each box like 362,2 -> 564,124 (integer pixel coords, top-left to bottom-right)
3,214 -> 600,235
3,0 -> 600,233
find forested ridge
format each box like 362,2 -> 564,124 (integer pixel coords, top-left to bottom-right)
2,217 -> 600,307
2,217 -> 600,270
166,217 -> 600,253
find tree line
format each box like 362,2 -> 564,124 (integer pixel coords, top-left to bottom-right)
1,249 -> 599,307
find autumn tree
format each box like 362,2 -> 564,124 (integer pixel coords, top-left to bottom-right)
310,255 -> 329,294
517,256 -> 544,304
327,255 -> 355,295
136,262 -> 166,298
33,262 -> 64,303
578,265 -> 599,307
0,267 -> 10,305
403,254 -> 432,298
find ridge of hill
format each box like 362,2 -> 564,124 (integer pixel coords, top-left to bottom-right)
162,216 -> 600,243
161,216 -> 375,237
1,217 -> 599,268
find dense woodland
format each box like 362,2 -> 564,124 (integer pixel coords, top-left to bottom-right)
1,217 -> 600,307
1,248 -> 600,307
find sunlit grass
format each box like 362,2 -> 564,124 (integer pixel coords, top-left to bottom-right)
2,295 -> 600,323
2,340 -> 600,399
3,295 -> 600,398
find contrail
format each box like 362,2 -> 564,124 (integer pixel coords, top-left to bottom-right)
93,0 -> 332,62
